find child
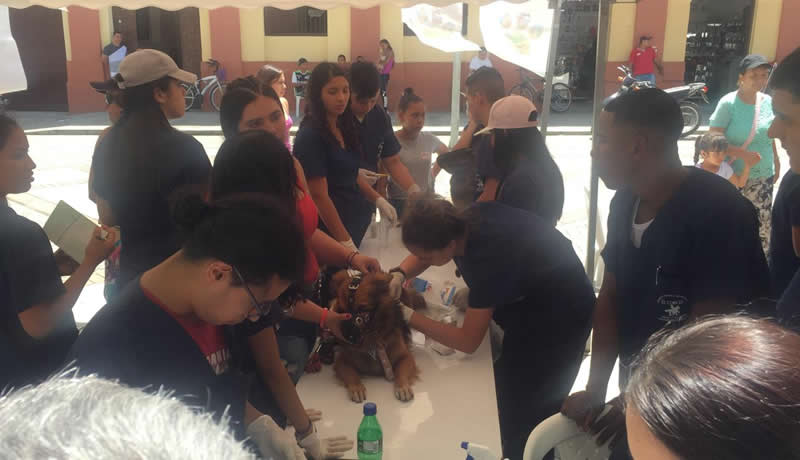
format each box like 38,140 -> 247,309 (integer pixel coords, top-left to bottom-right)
292,58 -> 311,118
695,132 -> 752,188
390,88 -> 448,215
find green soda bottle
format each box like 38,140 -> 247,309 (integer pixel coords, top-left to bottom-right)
357,402 -> 383,460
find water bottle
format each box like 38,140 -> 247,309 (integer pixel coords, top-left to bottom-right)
357,402 -> 383,460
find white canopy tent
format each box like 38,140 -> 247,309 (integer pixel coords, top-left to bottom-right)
3,0 -> 612,279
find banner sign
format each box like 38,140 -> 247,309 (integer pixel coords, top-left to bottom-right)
402,3 -> 480,53
480,0 -> 553,75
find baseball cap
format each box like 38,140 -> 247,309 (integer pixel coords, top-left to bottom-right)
739,54 -> 770,74
116,49 -> 197,89
89,80 -> 119,93
475,95 -> 538,136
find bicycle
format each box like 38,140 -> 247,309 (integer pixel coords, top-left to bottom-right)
181,58 -> 226,112
509,67 -> 573,113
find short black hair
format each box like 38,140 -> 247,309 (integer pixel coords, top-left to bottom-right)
0,114 -> 19,151
349,61 -> 381,99
465,67 -> 505,104
770,47 -> 800,101
694,132 -> 729,163
604,88 -> 683,147
297,58 -> 308,66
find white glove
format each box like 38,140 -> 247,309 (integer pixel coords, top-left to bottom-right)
407,183 -> 422,195
399,301 -> 415,324
247,415 -> 306,460
389,270 -> 405,300
376,197 -> 398,223
298,426 -> 354,460
358,168 -> 382,185
340,239 -> 358,252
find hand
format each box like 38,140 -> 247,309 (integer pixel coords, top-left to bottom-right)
745,151 -> 762,167
358,168 -> 382,186
351,254 -> 382,273
588,397 -> 626,450
561,390 -> 606,431
340,239 -> 358,252
306,408 -> 323,422
298,427 -> 354,460
432,163 -> 442,179
388,270 -> 405,300
324,310 -> 352,341
247,415 -> 306,460
53,249 -> 79,276
375,197 -> 398,224
84,226 -> 118,267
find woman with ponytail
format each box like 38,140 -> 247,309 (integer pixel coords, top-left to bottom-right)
69,196 -> 326,460
91,49 -> 211,292
388,197 -> 595,459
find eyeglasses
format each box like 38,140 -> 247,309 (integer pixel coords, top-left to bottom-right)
233,266 -> 273,320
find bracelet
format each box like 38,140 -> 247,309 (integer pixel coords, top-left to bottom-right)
346,251 -> 359,268
389,267 -> 407,279
295,418 -> 314,440
319,308 -> 329,329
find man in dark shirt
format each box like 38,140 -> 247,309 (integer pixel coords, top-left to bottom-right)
770,170 -> 800,297
348,62 -> 420,223
561,88 -> 769,452
768,48 -> 800,325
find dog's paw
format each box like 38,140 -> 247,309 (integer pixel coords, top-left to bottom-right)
394,382 -> 414,402
347,383 -> 367,403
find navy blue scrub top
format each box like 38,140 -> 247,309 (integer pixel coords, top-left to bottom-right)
67,279 -> 250,440
294,120 -> 374,245
453,202 -> 595,371
602,168 -> 770,385
356,105 -> 401,172
1,204 -> 77,390
497,154 -> 565,225
770,171 -> 800,297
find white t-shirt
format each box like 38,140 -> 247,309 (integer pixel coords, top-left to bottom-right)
695,162 -> 734,180
389,131 -> 446,199
470,56 -> 493,72
631,198 -> 654,249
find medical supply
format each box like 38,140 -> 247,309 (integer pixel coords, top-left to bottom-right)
460,442 -> 503,460
431,315 -> 456,356
357,403 -> 383,460
408,277 -> 432,294
440,281 -> 457,306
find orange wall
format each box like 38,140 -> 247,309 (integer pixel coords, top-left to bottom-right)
351,7 -> 380,63
776,0 -> 800,61
210,7 -> 243,81
66,6 -> 105,113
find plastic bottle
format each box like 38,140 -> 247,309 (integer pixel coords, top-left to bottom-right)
460,442 -> 502,460
358,402 -> 383,460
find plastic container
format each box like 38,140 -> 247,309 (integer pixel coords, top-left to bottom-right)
358,402 -> 383,460
461,442 -> 502,460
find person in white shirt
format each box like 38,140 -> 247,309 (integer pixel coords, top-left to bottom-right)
469,47 -> 494,74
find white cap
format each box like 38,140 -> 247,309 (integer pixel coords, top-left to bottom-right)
475,95 -> 538,136
117,49 -> 197,89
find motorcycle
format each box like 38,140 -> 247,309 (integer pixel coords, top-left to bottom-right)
604,65 -> 708,137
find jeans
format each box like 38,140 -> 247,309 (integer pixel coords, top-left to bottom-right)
635,73 -> 656,86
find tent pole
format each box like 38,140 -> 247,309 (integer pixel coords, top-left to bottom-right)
449,51 -> 462,148
539,0 -> 562,139
586,0 -> 610,282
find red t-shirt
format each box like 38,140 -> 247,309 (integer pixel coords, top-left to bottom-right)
142,286 -> 231,375
630,46 -> 657,76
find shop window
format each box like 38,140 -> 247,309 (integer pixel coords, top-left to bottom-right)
264,7 -> 327,36
403,4 -> 468,37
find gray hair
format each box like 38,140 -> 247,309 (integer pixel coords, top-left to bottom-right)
0,371 -> 256,460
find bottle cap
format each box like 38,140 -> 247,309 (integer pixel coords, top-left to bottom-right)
363,402 -> 377,416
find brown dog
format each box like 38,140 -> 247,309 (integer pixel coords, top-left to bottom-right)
329,270 -> 426,403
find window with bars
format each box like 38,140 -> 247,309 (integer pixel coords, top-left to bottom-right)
264,7 -> 327,36
403,4 -> 469,37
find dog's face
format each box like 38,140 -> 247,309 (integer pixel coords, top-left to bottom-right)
329,271 -> 403,347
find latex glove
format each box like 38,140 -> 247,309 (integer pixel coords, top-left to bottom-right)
298,427 -> 354,460
358,168 -> 382,186
399,301 -> 415,324
376,197 -> 398,223
247,415 -> 306,460
340,239 -> 358,252
388,270 -> 406,300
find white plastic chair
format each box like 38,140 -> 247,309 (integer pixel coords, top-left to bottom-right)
295,95 -> 304,119
523,412 -> 611,460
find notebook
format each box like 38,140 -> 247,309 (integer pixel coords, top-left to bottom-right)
43,201 -> 99,264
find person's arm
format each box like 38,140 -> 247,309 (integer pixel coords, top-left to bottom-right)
585,271 -> 619,399
248,327 -> 313,434
307,177 -> 351,242
477,178 -> 500,202
383,156 -> 417,193
774,140 -> 781,184
407,307 -> 493,354
792,227 -> 800,258
709,127 -> 760,163
451,121 -> 478,151
357,175 -> 382,204
396,254 -> 432,279
288,298 -> 349,340
729,162 -> 752,188
309,229 -> 381,272
18,227 -> 117,339
432,141 -> 449,178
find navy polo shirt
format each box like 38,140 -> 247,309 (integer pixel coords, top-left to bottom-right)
294,120 -> 374,245
1,204 -> 77,390
474,130 -> 501,183
778,269 -> 800,328
769,171 -> 800,297
497,154 -> 565,225
602,168 -> 770,383
67,280 -> 250,440
92,127 -> 211,289
355,105 -> 401,172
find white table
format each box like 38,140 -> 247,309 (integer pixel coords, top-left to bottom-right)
295,225 -> 502,459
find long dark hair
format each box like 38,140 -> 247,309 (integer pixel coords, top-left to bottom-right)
626,315 -> 800,460
210,130 -> 297,215
219,88 -> 260,140
255,65 -> 283,90
225,76 -> 283,109
401,198 -> 472,251
301,62 -> 360,153
174,195 -> 305,286
493,127 -> 564,221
